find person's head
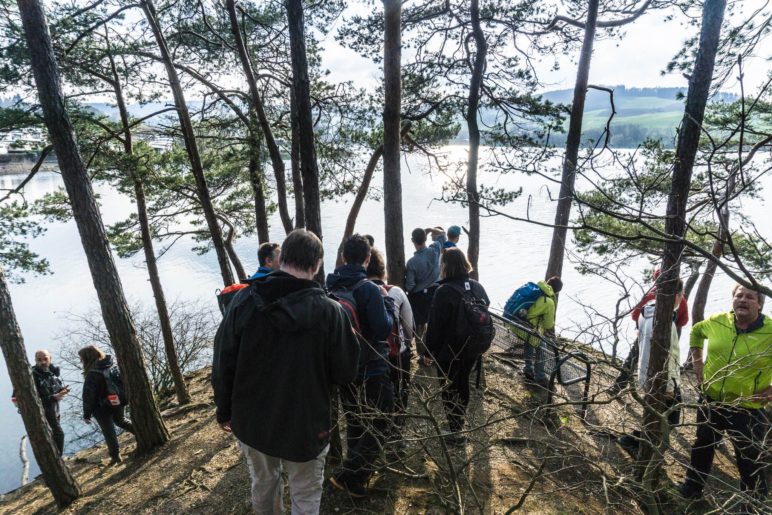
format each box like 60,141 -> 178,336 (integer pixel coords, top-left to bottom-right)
257,242 -> 281,270
674,279 -> 685,309
364,234 -> 375,247
732,284 -> 765,321
366,248 -> 386,280
546,276 -> 563,294
279,229 -> 324,278
447,225 -> 461,243
440,247 -> 473,280
411,228 -> 427,247
342,234 -> 371,267
34,350 -> 52,370
78,345 -> 106,373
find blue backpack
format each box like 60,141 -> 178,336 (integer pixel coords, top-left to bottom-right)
503,282 -> 543,321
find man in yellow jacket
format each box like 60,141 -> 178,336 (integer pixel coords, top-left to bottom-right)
679,284 -> 771,502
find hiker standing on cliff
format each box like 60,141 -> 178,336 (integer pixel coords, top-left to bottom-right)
424,248 -> 492,445
213,229 -> 359,514
326,234 -> 395,497
249,242 -> 281,280
679,284 -> 771,503
12,349 -> 69,455
405,227 -> 446,358
443,225 -> 462,251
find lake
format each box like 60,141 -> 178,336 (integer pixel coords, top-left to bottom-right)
0,145 -> 768,494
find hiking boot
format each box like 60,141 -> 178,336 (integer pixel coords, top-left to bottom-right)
677,482 -> 703,500
616,435 -> 639,458
328,476 -> 367,498
108,456 -> 123,466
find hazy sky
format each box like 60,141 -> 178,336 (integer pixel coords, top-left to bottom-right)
321,0 -> 770,95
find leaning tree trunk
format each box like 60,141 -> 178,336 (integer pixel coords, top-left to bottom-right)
683,259 -> 702,300
638,3 -> 726,512
286,0 -> 323,277
226,0 -> 293,235
290,89 -> 306,228
465,0 -> 487,281
142,0 -> 234,286
19,0 -> 170,452
544,0 -> 600,288
0,268 -> 81,507
692,244 -> 721,323
382,0 -> 406,287
108,51 -> 191,405
248,141 -> 270,243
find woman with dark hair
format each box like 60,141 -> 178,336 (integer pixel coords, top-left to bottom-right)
79,345 -> 134,464
424,248 -> 490,445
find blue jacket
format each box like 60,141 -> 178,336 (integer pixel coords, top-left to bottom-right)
326,264 -> 394,377
249,266 -> 274,281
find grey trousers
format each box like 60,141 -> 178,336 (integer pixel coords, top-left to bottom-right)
239,440 -> 329,515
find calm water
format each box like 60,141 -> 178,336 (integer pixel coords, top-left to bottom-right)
0,146 -> 768,493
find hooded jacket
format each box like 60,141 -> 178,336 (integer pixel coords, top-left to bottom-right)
525,281 -> 557,333
248,265 -> 274,281
15,364 -> 65,418
82,355 -> 117,419
213,271 -> 359,462
425,274 -> 490,363
326,264 -> 394,378
690,312 -> 772,409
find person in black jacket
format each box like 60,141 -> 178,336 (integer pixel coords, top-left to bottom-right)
326,234 -> 395,497
213,229 -> 359,514
13,350 -> 69,455
424,248 -> 490,446
79,346 -> 134,465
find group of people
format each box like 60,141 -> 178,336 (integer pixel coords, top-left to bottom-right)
613,274 -> 770,505
212,226 -> 496,512
14,345 -> 133,465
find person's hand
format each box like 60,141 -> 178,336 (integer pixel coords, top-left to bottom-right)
219,421 -> 232,433
83,418 -> 91,425
752,385 -> 772,404
421,355 -> 433,367
54,387 -> 70,401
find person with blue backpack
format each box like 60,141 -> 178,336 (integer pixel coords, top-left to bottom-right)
326,234 -> 395,497
79,345 -> 134,465
503,276 -> 563,388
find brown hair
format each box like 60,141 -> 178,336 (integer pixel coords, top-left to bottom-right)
280,229 -> 324,272
366,248 -> 386,280
78,345 -> 106,375
441,247 -> 473,280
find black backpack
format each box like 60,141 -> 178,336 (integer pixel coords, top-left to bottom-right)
446,280 -> 496,357
94,366 -> 127,407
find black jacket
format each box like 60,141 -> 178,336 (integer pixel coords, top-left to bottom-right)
425,275 -> 490,363
212,271 -> 360,462
20,365 -> 64,418
326,264 -> 394,377
82,355 -> 117,419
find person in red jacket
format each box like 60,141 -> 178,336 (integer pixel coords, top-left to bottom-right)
608,270 -> 689,394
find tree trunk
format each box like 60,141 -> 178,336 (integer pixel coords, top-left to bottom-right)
692,245 -> 721,323
638,2 -> 726,508
290,89 -> 306,228
226,0 -> 293,234
19,0 -> 170,452
382,0 -> 406,287
108,51 -> 191,405
248,144 -> 270,243
544,0 -> 600,288
219,215 -> 248,282
683,260 -> 702,300
142,0 -> 235,286
0,268 -> 81,507
465,0 -> 487,281
286,0 -> 323,282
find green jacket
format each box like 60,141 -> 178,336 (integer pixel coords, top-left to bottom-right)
690,312 -> 772,409
507,281 -> 556,347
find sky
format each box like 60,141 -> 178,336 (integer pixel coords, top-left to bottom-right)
320,0 -> 771,95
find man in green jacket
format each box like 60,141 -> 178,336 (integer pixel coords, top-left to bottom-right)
679,284 -> 771,502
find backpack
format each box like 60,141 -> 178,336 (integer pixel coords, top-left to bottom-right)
94,366 -> 127,407
216,283 -> 248,316
503,282 -> 543,321
329,279 -> 369,334
383,285 -> 404,359
446,281 -> 496,357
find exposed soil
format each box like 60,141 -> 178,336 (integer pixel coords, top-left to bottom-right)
0,340 -> 765,514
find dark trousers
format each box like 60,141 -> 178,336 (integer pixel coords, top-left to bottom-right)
94,406 -> 135,460
337,374 -> 395,486
43,406 -> 64,456
390,350 -> 412,433
684,402 -> 769,497
436,356 -> 476,432
613,343 -> 639,387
